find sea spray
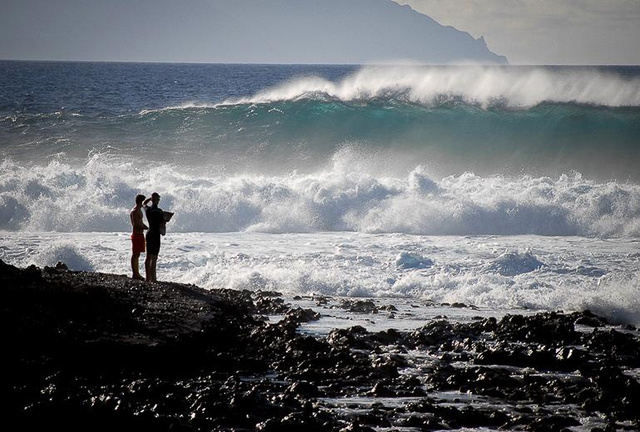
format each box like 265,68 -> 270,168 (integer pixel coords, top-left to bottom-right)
2,155 -> 640,237
578,272 -> 640,325
232,65 -> 640,107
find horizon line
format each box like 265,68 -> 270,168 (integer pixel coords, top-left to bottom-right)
2,58 -> 639,67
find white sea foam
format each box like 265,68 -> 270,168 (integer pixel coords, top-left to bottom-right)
1,232 -> 638,326
32,242 -> 95,271
229,65 -> 640,108
138,102 -> 219,116
575,271 -> 640,325
2,152 -> 640,237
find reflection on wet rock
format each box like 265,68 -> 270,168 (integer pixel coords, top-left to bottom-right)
3,260 -> 640,431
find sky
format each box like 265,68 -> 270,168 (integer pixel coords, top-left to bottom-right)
0,0 -> 505,65
393,0 -> 640,65
1,0 -> 639,65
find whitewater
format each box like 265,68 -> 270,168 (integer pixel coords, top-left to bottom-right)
1,62 -> 640,326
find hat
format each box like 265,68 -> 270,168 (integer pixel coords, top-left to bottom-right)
151,192 -> 161,199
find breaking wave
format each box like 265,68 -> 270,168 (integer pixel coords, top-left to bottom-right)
2,153 -> 640,237
229,65 -> 640,108
4,66 -> 639,180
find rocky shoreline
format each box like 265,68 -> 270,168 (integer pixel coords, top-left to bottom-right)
3,260 -> 639,431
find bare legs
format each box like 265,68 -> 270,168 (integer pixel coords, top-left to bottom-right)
145,254 -> 158,282
131,252 -> 144,280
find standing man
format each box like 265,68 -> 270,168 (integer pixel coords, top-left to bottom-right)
143,192 -> 164,282
129,194 -> 148,280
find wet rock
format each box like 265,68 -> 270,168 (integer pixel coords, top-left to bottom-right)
496,312 -> 579,345
327,326 -> 372,350
476,343 -> 568,370
525,414 -> 581,431
256,411 -> 334,432
402,414 -> 446,430
583,328 -> 640,367
368,382 -> 395,397
457,405 -> 510,428
338,421 -> 377,432
372,328 -> 403,345
312,295 -> 330,305
286,307 -> 321,323
341,299 -> 379,314
574,309 -> 608,327
285,381 -> 320,398
253,291 -> 289,314
4,260 -> 640,432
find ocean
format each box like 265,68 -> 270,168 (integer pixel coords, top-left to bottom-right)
1,61 -> 640,327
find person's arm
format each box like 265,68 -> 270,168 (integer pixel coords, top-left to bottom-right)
142,198 -> 152,216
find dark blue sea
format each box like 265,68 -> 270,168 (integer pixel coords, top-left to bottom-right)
2,62 -> 640,177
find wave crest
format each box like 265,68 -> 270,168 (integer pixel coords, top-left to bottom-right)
227,65 -> 640,108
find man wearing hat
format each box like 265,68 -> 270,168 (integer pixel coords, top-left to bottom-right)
143,192 -> 165,282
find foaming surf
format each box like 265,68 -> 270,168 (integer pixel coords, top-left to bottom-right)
1,231 -> 638,326
2,152 -> 640,237
33,243 -> 95,272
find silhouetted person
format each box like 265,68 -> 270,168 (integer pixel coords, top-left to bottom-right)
143,192 -> 164,282
129,194 -> 147,280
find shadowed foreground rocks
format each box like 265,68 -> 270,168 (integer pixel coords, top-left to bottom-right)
2,260 -> 639,431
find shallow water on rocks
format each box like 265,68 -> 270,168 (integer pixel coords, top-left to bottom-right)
260,294 -> 638,432
2,232 -> 640,328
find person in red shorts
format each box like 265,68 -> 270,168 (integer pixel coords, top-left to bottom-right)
129,194 -> 148,280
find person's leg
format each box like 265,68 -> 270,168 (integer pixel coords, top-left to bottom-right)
146,254 -> 157,282
132,234 -> 146,280
145,254 -> 153,281
151,255 -> 157,282
152,242 -> 160,282
145,234 -> 160,282
131,252 -> 142,279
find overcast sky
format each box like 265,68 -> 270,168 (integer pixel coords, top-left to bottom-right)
1,0 -> 639,65
393,0 -> 640,65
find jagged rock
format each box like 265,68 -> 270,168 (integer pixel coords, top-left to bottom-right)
3,260 -> 639,432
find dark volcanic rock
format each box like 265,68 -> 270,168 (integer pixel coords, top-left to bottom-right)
3,260 -> 640,432
496,311 -> 580,345
1,260 -> 305,431
340,299 -> 379,314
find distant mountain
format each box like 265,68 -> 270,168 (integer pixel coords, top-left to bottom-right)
1,0 -> 508,64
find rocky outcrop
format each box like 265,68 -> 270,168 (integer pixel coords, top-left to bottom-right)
2,260 -> 638,431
